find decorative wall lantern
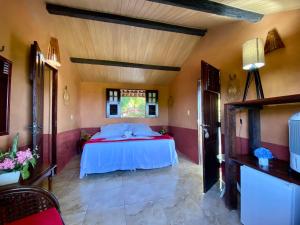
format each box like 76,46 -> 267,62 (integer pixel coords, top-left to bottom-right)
47,37 -> 61,67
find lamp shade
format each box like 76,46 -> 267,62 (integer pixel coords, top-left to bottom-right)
242,38 -> 265,70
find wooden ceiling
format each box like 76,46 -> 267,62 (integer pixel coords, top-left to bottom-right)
213,0 -> 300,14
45,0 -> 300,85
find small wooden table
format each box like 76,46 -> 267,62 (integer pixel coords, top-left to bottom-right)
21,164 -> 57,191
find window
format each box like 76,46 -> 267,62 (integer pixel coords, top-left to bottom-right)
146,90 -> 159,118
106,89 -> 120,118
106,89 -> 158,118
120,90 -> 146,118
0,56 -> 12,136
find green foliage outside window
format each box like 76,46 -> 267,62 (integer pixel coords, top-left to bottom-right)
120,97 -> 146,118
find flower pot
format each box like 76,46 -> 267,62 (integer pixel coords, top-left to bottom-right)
259,158 -> 269,167
0,171 -> 20,186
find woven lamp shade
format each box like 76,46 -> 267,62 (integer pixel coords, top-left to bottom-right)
242,38 -> 265,70
47,37 -> 61,67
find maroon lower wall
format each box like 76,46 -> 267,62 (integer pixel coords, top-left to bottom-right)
81,125 -> 199,165
165,127 -> 289,165
54,126 -> 289,173
16,126 -> 167,174
221,134 -> 289,161
81,125 -> 165,136
168,126 -> 199,164
18,130 -> 80,173
56,129 -> 81,172
40,125 -> 291,174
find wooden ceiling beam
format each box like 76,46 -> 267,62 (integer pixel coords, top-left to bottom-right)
147,0 -> 263,22
70,57 -> 181,72
46,3 -> 207,36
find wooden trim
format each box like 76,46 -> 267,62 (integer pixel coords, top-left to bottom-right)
25,42 -> 58,189
70,57 -> 181,71
46,3 -> 207,36
0,55 -> 12,136
43,62 -> 58,172
224,104 -> 237,209
231,155 -> 300,186
147,0 -> 263,22
227,94 -> 300,107
248,109 -> 261,153
51,65 -> 58,170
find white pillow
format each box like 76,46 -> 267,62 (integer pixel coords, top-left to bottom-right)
91,132 -> 102,139
130,123 -> 153,136
123,130 -> 133,138
98,123 -> 129,138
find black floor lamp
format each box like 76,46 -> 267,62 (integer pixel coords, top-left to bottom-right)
242,38 -> 265,101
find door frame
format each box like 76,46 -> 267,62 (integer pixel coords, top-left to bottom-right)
44,62 -> 58,167
197,60 -> 221,192
197,79 -> 204,175
30,41 -> 58,170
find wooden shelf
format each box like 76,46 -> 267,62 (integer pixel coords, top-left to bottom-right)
224,93 -> 300,209
230,155 -> 300,186
226,94 -> 300,107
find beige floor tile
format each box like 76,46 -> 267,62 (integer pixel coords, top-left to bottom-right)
53,155 -> 240,225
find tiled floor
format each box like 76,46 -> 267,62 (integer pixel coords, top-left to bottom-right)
52,155 -> 240,225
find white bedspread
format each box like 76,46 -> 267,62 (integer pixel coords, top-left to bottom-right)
80,136 -> 178,178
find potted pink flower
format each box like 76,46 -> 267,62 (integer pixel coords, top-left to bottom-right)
0,133 -> 38,185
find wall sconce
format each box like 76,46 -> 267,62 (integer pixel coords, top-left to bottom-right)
264,28 -> 285,54
242,38 -> 265,101
63,86 -> 70,106
47,37 -> 61,67
226,73 -> 241,102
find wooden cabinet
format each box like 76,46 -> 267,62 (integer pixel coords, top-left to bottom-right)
224,94 -> 300,209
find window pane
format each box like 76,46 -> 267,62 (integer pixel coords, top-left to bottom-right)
120,96 -> 146,118
110,104 -> 118,115
148,105 -> 157,116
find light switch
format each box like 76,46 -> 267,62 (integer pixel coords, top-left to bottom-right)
187,110 -> 190,116
70,114 -> 74,120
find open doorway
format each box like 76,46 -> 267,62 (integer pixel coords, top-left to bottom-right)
198,60 -> 221,193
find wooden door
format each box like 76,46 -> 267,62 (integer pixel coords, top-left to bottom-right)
30,41 -> 45,165
199,61 -> 221,193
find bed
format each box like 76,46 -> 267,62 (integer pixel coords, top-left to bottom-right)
80,123 -> 178,178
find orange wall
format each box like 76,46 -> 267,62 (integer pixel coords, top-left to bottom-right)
79,82 -> 169,128
169,10 -> 300,147
0,1 -> 81,149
